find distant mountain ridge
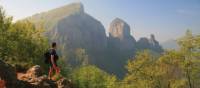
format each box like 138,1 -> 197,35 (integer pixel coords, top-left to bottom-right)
24,2 -> 163,78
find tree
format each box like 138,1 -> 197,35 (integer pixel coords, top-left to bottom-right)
123,30 -> 200,88
75,48 -> 89,66
71,65 -> 117,88
177,30 -> 200,88
123,50 -> 159,88
0,7 -> 12,60
157,50 -> 187,88
0,7 -> 48,70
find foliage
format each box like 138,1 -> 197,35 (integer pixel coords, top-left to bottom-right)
75,48 -> 89,66
57,57 -> 72,77
0,7 -> 48,71
123,50 -> 159,88
71,65 -> 118,88
123,30 -> 200,88
0,7 -> 13,60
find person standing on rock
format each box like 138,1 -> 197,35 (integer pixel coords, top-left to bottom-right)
48,42 -> 60,79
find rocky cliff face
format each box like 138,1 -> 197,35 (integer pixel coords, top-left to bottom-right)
46,4 -> 107,65
108,18 -> 136,50
26,2 -> 107,65
137,34 -> 163,52
107,18 -> 137,78
49,12 -> 108,66
106,18 -> 163,78
49,13 -> 107,52
109,18 -> 131,39
27,2 -> 85,30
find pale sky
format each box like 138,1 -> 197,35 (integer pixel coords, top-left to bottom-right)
0,0 -> 200,42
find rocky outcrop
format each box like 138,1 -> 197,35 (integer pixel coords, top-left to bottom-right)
0,60 -> 17,88
57,78 -> 73,88
17,65 -> 73,88
109,18 -> 130,39
107,18 -> 137,78
108,18 -> 136,50
26,65 -> 43,78
137,34 -> 163,52
17,65 -> 56,88
108,18 -> 163,53
106,18 -> 163,78
137,37 -> 150,48
0,60 -> 73,88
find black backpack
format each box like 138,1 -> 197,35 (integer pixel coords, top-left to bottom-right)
44,50 -> 50,64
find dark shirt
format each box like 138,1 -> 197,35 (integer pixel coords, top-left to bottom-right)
50,49 -> 58,66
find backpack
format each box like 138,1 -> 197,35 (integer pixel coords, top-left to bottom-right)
44,50 -> 50,64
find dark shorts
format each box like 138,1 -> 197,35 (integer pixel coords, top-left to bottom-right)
49,62 -> 58,67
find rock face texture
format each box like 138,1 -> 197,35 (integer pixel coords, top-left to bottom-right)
49,12 -> 107,54
27,2 -> 107,66
26,65 -> 43,78
25,2 -> 163,78
0,60 -> 17,88
109,18 -> 131,39
47,4 -> 107,66
107,18 -> 136,78
137,34 -> 163,52
17,65 -> 73,88
0,60 -> 73,88
108,18 -> 136,50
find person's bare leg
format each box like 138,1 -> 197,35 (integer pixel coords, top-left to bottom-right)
55,67 -> 60,75
48,67 -> 53,79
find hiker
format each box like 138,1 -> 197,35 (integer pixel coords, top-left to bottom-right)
48,42 -> 60,79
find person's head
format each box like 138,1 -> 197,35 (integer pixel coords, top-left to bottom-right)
52,42 -> 57,49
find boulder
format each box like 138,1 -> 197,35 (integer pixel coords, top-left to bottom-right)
0,60 -> 73,88
57,78 -> 73,88
26,65 -> 43,78
0,60 -> 17,88
17,65 -> 73,88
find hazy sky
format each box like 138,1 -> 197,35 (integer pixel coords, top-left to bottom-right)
0,0 -> 200,42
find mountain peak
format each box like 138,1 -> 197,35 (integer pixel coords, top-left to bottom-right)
109,18 -> 131,39
150,34 -> 155,40
112,18 -> 126,24
57,2 -> 84,13
26,2 -> 85,30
